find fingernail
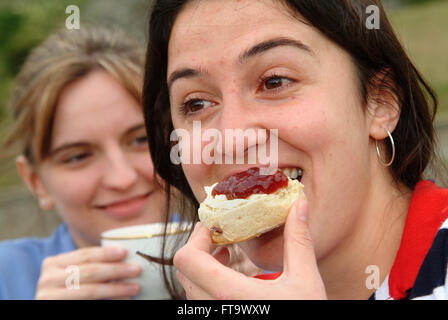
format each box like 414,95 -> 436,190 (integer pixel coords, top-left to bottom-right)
126,283 -> 140,295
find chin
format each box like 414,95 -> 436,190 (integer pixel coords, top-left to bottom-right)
237,225 -> 285,272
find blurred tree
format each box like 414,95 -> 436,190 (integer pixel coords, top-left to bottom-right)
0,0 -> 87,123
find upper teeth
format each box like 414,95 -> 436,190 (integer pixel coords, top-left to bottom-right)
280,167 -> 303,179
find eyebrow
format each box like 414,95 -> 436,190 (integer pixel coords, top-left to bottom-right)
167,37 -> 314,90
167,68 -> 208,91
49,123 -> 146,156
49,142 -> 90,157
239,37 -> 315,63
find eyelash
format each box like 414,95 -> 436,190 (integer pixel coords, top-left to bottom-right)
131,135 -> 148,146
179,73 -> 296,115
179,97 -> 214,116
62,153 -> 90,165
256,73 -> 295,93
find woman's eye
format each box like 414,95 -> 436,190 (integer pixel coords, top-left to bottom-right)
62,153 -> 90,164
258,75 -> 294,92
132,135 -> 148,146
182,98 -> 215,115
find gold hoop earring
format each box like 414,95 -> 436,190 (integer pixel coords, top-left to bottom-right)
375,128 -> 395,167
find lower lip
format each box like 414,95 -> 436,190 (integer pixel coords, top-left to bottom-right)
97,194 -> 150,219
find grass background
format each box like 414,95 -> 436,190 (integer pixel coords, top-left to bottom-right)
388,0 -> 448,122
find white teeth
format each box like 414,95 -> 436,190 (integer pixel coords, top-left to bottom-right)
282,168 -> 291,178
291,168 -> 298,179
280,167 -> 302,179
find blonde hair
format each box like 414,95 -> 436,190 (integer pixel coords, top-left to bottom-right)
3,25 -> 145,163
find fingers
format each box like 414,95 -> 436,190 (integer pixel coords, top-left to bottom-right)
190,222 -> 218,253
36,281 -> 141,300
44,247 -> 128,268
38,262 -> 141,287
174,223 -> 251,299
174,203 -> 326,300
282,199 -> 320,281
176,270 -> 214,300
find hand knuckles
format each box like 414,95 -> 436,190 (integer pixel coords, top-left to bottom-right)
41,256 -> 57,269
78,265 -> 96,282
77,249 -> 93,264
175,270 -> 185,285
37,274 -> 54,288
38,268 -> 62,288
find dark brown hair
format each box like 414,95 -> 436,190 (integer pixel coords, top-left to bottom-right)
143,0 -> 442,298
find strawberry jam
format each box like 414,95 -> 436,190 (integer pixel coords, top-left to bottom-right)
212,167 -> 288,200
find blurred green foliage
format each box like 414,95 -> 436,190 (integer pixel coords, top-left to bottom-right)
0,0 -> 87,121
0,0 -> 86,189
402,0 -> 445,4
388,0 -> 448,119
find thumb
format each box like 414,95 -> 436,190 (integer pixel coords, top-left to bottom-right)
283,199 -> 319,280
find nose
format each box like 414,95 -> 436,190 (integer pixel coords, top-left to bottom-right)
213,94 -> 266,163
101,149 -> 138,191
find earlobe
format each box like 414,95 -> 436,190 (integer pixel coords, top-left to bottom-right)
368,100 -> 400,140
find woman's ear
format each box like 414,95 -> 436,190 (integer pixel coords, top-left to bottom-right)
367,69 -> 401,140
16,155 -> 54,211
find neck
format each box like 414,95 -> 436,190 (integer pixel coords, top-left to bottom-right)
68,227 -> 99,249
318,171 -> 412,300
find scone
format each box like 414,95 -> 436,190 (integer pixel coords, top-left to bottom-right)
198,167 -> 306,245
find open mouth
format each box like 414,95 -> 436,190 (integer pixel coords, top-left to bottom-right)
279,167 -> 303,182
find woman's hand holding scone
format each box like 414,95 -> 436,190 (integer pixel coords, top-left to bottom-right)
173,200 -> 327,300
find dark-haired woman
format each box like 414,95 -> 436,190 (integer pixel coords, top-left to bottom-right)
143,0 -> 448,300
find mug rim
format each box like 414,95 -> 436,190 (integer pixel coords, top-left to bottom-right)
101,228 -> 191,240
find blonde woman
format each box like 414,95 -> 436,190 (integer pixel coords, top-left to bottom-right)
0,26 -> 168,299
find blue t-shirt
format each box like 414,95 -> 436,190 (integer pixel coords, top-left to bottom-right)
0,224 -> 76,300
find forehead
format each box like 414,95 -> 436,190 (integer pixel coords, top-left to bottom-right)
51,70 -> 142,144
168,0 -> 321,70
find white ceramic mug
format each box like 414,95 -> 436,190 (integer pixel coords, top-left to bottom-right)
101,222 -> 191,300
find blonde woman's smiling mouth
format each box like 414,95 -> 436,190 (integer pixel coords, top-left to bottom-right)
94,192 -> 152,219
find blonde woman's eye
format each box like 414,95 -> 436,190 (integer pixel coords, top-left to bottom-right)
132,135 -> 148,145
63,153 -> 90,164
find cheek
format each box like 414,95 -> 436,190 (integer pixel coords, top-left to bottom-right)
181,163 -> 208,202
44,171 -> 97,216
132,153 -> 156,182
